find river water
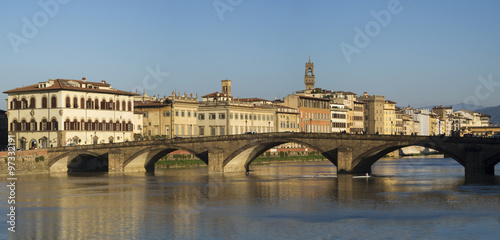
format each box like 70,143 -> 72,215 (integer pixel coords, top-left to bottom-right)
1,157 -> 500,240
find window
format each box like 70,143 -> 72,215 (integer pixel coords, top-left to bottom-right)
30,97 -> 36,109
73,97 -> 78,108
94,99 -> 99,109
219,113 -> 225,119
42,97 -> 48,108
220,126 -> 225,135
175,111 -> 179,117
128,101 -> 132,111
101,100 -> 106,110
181,111 -> 185,117
80,98 -> 85,109
163,111 -> 170,117
209,113 -> 216,120
50,96 -> 57,108
187,111 -> 191,117
21,99 -> 28,109
64,120 -> 70,130
198,113 -> 205,120
199,126 -> 205,136
51,119 -> 58,130
116,101 -> 120,111
30,119 -> 37,131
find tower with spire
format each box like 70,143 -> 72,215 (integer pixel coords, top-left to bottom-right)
304,55 -> 315,92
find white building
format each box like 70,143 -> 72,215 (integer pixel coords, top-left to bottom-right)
4,78 -> 137,149
404,107 -> 430,136
330,103 -> 348,133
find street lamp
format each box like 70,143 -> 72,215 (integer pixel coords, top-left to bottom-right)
245,120 -> 247,132
268,121 -> 270,133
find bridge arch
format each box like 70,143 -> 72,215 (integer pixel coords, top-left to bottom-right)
350,142 -> 465,174
222,138 -> 329,172
123,145 -> 206,172
49,151 -> 106,173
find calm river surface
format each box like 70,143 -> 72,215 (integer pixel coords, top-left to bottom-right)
1,157 -> 500,240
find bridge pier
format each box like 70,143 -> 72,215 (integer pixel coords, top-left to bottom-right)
336,147 -> 372,174
463,148 -> 495,175
108,150 -> 125,173
208,148 -> 225,173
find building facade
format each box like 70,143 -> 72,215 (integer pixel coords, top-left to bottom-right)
283,94 -> 331,133
358,92 -> 385,134
4,78 -> 136,149
330,103 -> 348,133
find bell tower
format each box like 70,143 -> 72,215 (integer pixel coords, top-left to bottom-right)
221,79 -> 232,96
304,55 -> 315,91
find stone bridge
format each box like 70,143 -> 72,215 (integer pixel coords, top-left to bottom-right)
46,133 -> 500,175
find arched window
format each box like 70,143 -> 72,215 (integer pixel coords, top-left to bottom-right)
42,97 -> 48,108
80,119 -> 85,130
128,101 -> 132,112
81,98 -> 85,109
94,99 -> 99,110
10,99 -> 14,110
30,97 -> 36,109
122,101 -> 126,111
109,100 -> 114,110
40,119 -> 48,131
64,119 -> 70,130
73,97 -> 78,108
87,120 -> 92,131
30,119 -> 37,131
122,121 -> 126,132
101,100 -> 106,110
101,120 -> 107,131
86,98 -> 93,109
116,120 -> 121,131
21,98 -> 28,109
51,118 -> 58,130
51,96 -> 57,108
127,121 -> 133,131
66,97 -> 71,108
116,100 -> 120,111
11,120 -> 19,131
72,119 -> 78,130
21,119 -> 27,131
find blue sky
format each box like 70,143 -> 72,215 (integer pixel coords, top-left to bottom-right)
1,0 -> 500,110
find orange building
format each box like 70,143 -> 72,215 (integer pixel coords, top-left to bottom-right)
283,94 -> 330,133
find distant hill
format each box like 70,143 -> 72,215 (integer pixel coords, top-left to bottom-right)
419,103 -> 486,112
476,105 -> 500,126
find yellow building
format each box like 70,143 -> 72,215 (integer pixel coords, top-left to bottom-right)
383,100 -> 397,135
135,92 -> 199,139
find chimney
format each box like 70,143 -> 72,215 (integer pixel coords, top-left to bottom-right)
82,77 -> 86,82
101,80 -> 106,84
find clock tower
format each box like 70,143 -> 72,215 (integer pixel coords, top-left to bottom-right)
304,56 -> 315,91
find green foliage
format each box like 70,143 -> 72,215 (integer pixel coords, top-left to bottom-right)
35,156 -> 45,162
